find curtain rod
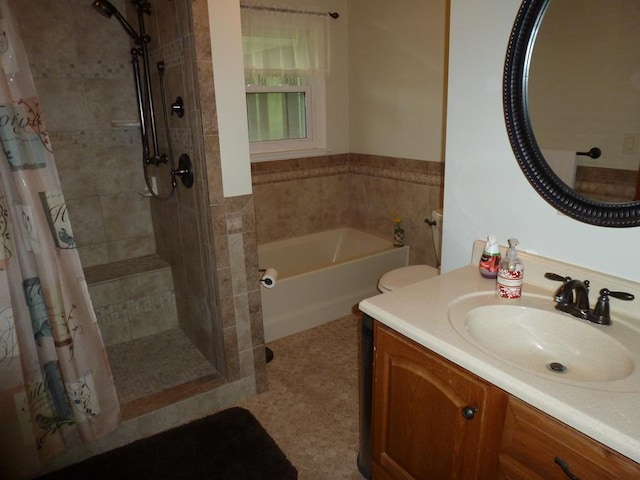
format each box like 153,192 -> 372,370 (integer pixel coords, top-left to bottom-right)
240,4 -> 340,19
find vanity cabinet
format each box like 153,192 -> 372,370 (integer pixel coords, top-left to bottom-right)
498,397 -> 640,480
371,321 -> 640,480
371,322 -> 507,480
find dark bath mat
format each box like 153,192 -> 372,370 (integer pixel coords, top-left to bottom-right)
39,407 -> 297,480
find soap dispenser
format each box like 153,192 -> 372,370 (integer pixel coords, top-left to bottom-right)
479,235 -> 501,278
497,238 -> 524,299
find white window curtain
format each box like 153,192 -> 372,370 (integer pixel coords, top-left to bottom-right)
241,5 -> 329,84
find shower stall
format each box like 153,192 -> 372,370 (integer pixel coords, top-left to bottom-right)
12,0 -> 264,427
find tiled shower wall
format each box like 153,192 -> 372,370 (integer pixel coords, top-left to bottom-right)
15,0 -> 155,268
252,154 -> 445,267
146,0 -> 267,392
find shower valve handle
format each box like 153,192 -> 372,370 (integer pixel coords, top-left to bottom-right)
171,97 -> 185,118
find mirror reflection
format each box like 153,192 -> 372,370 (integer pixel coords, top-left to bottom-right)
528,0 -> 640,203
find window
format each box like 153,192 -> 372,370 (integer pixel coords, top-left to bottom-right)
246,87 -> 308,142
241,7 -> 328,160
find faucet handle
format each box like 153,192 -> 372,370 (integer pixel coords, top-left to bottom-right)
544,272 -> 571,282
606,289 -> 635,301
590,288 -> 635,326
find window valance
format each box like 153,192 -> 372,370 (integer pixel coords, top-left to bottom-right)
241,5 -> 329,80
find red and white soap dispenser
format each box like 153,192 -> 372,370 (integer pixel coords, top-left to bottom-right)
496,238 -> 524,299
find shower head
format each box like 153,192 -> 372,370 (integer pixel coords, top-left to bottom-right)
91,0 -> 115,17
91,0 -> 141,42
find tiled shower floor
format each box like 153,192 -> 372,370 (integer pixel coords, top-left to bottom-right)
106,328 -> 224,419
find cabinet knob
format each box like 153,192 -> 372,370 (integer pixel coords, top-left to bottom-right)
462,406 -> 478,419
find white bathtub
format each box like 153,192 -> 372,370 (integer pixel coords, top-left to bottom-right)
258,228 -> 409,342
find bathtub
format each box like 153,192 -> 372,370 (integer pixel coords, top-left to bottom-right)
258,228 -> 409,342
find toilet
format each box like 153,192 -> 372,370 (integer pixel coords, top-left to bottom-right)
377,209 -> 443,293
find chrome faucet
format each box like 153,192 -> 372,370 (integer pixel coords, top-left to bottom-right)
545,273 -> 635,326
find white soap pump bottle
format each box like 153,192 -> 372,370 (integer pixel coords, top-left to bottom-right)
496,238 -> 524,299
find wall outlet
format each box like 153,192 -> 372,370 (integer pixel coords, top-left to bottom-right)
623,133 -> 639,154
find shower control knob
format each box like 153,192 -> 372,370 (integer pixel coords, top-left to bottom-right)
462,406 -> 477,420
171,96 -> 185,118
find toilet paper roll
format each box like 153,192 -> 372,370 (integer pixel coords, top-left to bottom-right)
261,268 -> 278,288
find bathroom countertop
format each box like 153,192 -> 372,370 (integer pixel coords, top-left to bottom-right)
359,244 -> 640,464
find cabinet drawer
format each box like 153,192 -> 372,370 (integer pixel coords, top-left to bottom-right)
497,453 -> 546,480
501,397 -> 640,479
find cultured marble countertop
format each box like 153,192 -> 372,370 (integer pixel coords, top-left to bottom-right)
359,243 -> 640,463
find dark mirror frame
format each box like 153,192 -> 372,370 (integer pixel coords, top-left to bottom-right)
503,0 -> 640,227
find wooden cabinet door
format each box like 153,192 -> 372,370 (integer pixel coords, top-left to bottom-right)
371,323 -> 506,480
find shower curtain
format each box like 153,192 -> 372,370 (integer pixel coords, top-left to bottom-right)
0,1 -> 120,478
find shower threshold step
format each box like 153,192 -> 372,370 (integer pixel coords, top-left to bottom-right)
84,254 -> 170,285
120,373 -> 226,420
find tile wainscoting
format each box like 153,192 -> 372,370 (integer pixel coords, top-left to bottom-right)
252,154 -> 444,266
575,166 -> 637,202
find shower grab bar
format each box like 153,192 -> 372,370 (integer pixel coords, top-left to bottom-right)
157,61 -> 174,172
100,0 -> 162,167
93,0 -> 193,199
130,48 -> 152,163
135,3 -> 162,165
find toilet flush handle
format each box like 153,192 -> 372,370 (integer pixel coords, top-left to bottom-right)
424,217 -> 437,226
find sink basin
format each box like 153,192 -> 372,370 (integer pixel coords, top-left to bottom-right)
448,293 -> 639,387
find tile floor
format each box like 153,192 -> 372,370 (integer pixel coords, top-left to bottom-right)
239,314 -> 365,480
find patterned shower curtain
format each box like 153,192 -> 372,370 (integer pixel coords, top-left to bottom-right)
0,1 -> 120,478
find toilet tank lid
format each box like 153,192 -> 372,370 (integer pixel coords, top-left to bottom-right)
378,265 -> 439,290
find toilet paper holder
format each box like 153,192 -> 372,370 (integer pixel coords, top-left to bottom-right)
259,268 -> 278,288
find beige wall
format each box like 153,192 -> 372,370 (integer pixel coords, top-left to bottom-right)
348,0 -> 448,162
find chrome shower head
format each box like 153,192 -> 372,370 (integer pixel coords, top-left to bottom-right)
91,0 -> 140,42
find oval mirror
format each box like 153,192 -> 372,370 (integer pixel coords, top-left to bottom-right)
503,0 -> 640,227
